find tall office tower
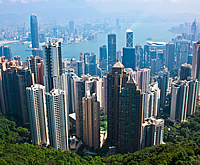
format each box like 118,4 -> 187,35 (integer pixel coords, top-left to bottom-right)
143,82 -> 160,120
46,89 -> 68,151
116,50 -> 123,62
3,46 -> 12,60
70,57 -> 83,77
116,18 -> 119,28
122,47 -> 136,70
187,79 -> 198,117
2,66 -> 34,124
118,76 -> 143,153
155,68 -> 169,106
175,40 -> 190,67
74,78 -> 85,140
131,68 -> 151,93
80,52 -> 85,75
32,48 -> 43,58
43,42 -> 62,92
26,84 -> 49,145
99,45 -> 107,71
191,19 -> 197,35
84,53 -> 97,76
107,61 -> 129,144
126,29 -> 133,48
108,34 -> 116,72
69,21 -> 75,35
180,63 -> 192,80
103,76 -> 108,115
166,43 -> 175,71
30,14 -> 39,49
151,58 -> 161,73
135,44 -> 144,68
82,92 -> 100,149
0,46 -> 3,57
60,70 -> 78,114
141,118 -> 164,150
143,44 -> 150,68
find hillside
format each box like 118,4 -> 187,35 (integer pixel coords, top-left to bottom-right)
1,109 -> 200,164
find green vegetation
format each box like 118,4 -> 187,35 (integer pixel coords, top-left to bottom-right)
169,67 -> 179,78
2,110 -> 200,164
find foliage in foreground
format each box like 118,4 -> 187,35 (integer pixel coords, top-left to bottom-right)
1,110 -> 200,164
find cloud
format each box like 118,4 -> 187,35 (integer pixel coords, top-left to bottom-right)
0,0 -> 47,3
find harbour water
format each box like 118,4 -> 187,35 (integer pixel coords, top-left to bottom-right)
5,23 -> 179,61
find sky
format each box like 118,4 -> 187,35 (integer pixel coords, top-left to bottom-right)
0,0 -> 200,15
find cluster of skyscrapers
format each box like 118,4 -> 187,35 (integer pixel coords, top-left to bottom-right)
0,14 -> 199,154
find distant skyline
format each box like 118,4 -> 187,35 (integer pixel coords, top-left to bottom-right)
0,0 -> 200,16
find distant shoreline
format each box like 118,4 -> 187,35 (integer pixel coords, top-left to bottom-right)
0,40 -> 19,45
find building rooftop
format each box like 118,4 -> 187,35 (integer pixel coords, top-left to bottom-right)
126,28 -> 133,33
112,61 -> 124,69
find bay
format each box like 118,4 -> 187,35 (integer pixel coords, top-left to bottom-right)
6,23 -> 178,61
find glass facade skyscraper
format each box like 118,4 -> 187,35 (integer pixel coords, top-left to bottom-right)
108,34 -> 116,72
30,14 -> 39,49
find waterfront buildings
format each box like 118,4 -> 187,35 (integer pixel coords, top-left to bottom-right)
126,29 -> 133,48
30,14 -> 39,49
122,47 -> 136,71
99,45 -> 107,71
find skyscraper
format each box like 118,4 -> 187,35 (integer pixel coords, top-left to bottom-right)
122,47 -> 136,70
143,82 -> 160,119
108,34 -> 116,72
2,66 -> 34,124
175,40 -> 190,67
141,118 -> 164,149
170,80 -> 189,122
26,84 -> 49,145
180,63 -> 192,80
118,76 -> 143,153
192,41 -> 200,99
126,29 -> 133,48
69,21 -> 75,35
46,89 -> 68,151
107,61 -> 129,144
43,42 -> 62,92
131,68 -> 151,93
3,46 -> 12,60
30,14 -> 39,49
99,45 -> 107,71
155,68 -> 169,106
192,41 -> 200,81
74,78 -> 85,140
166,43 -> 175,71
82,92 -> 100,149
